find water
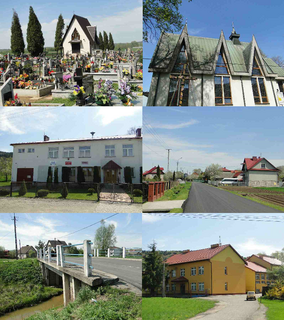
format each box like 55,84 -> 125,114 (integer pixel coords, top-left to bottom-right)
0,294 -> 63,320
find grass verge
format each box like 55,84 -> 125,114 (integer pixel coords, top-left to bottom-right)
0,181 -> 11,187
169,208 -> 183,213
27,286 -> 141,320
142,297 -> 216,320
260,298 -> 284,320
156,183 -> 191,201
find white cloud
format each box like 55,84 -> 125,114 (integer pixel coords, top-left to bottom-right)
235,238 -> 280,257
96,107 -> 141,126
147,120 -> 199,130
142,213 -> 163,224
125,213 -> 132,227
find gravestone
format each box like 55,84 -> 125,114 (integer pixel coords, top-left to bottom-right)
0,78 -> 15,105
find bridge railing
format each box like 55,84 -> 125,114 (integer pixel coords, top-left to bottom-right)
94,247 -> 126,258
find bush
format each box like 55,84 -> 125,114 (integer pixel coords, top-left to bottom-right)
0,189 -> 9,196
133,189 -> 143,196
88,188 -> 95,195
19,180 -> 27,196
61,183 -> 68,199
37,189 -> 49,197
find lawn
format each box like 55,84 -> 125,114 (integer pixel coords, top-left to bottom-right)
156,183 -> 191,201
260,298 -> 284,320
169,208 -> 183,213
142,297 -> 216,320
0,181 -> 11,187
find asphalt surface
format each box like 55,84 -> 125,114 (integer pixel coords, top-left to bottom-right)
66,257 -> 142,290
192,294 -> 267,320
183,182 -> 281,213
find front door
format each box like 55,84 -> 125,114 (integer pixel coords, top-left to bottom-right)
104,169 -> 117,183
72,43 -> 80,54
180,284 -> 185,294
17,168 -> 34,182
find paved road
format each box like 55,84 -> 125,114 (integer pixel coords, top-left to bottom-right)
184,182 -> 281,213
191,295 -> 267,320
0,198 -> 141,213
66,257 -> 142,290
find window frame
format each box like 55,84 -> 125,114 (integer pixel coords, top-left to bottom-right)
123,144 -> 133,157
63,147 -> 74,158
198,266 -> 204,275
224,267 -> 227,275
172,270 -> 176,277
79,146 -> 91,158
18,148 -> 25,153
251,56 -> 269,104
105,145 -> 115,157
225,282 -> 228,291
48,147 -> 59,159
198,282 -> 205,292
191,267 -> 196,276
180,268 -> 185,277
191,282 -> 197,291
28,148 -> 35,153
214,76 -> 233,106
171,284 -> 176,292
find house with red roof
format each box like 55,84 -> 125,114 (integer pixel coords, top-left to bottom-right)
143,166 -> 165,181
242,156 -> 279,187
164,243 -> 246,296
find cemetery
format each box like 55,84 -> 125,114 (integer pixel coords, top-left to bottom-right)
0,10 -> 143,106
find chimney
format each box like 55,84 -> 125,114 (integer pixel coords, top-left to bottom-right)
229,23 -> 241,45
182,249 -> 190,254
44,135 -> 50,142
211,243 -> 220,249
136,128 -> 142,137
252,156 -> 257,161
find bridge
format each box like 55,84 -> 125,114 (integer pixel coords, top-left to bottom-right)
37,240 -> 119,306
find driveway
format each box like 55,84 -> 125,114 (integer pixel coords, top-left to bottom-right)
191,294 -> 267,320
183,183 -> 281,213
0,197 -> 142,213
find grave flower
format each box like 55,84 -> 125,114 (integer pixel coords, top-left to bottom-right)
117,79 -> 137,105
122,69 -> 129,77
135,70 -> 143,80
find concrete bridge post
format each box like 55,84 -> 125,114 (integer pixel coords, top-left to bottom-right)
62,273 -> 70,306
48,247 -> 51,263
107,248 -> 110,258
40,249 -> 43,259
97,248 -> 99,257
56,245 -> 60,266
123,247 -> 126,258
94,249 -> 97,257
60,245 -> 65,267
84,240 -> 92,277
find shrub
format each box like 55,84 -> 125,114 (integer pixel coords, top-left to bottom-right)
61,183 -> 68,199
37,189 -> 49,197
0,189 -> 10,196
18,180 -> 27,196
88,188 -> 95,195
133,189 -> 143,197
54,167 -> 59,183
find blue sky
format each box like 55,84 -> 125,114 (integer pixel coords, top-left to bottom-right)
142,213 -> 284,257
0,213 -> 142,251
144,0 -> 284,91
0,0 -> 142,49
143,107 -> 284,173
0,107 -> 142,152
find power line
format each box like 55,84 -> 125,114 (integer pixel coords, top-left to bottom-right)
0,231 -> 12,241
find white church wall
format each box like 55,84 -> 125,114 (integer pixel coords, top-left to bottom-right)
188,75 -> 201,106
241,77 -> 256,106
203,75 -> 215,106
231,76 -> 245,106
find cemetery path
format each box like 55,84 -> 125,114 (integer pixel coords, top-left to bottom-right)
0,197 -> 141,213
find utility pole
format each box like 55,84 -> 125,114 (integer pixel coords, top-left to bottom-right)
166,149 -> 171,172
12,214 -> 18,260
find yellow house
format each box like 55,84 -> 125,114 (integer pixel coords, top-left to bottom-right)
245,261 -> 270,294
165,244 -> 246,296
247,254 -> 282,271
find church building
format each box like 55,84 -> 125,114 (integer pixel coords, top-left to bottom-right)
147,25 -> 284,106
62,15 -> 100,56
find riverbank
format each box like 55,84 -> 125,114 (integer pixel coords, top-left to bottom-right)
0,259 -> 62,316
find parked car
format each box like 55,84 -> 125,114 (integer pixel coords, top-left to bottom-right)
246,291 -> 256,301
220,178 -> 239,185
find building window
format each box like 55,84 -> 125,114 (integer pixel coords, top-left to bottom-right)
198,266 -> 204,275
267,281 -> 270,285
166,284 -> 170,292
28,148 -> 35,153
171,284 -> 176,292
63,147 -> 74,158
224,267 -> 227,275
256,274 -> 260,280
180,269 -> 185,276
199,282 -> 204,291
252,56 -> 262,76
251,56 -> 268,104
172,270 -> 176,277
261,163 -> 266,169
261,274 -> 265,280
191,283 -> 196,291
105,145 -> 115,157
262,281 -> 265,284
191,267 -> 196,276
256,281 -> 260,284
71,28 -> 80,41
123,144 -> 133,157
18,149 -> 25,153
225,282 -> 228,291
79,146 -> 90,158
215,51 -> 229,74
48,147 -> 58,158
82,168 -> 93,182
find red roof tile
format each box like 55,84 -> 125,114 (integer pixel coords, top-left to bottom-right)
246,261 -> 267,273
243,157 -> 279,171
143,166 -> 165,176
222,167 -> 232,172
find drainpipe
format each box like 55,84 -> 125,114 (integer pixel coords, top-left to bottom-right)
201,74 -> 204,106
240,76 -> 246,106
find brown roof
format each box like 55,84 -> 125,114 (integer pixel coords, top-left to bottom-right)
47,240 -> 67,247
20,245 -> 36,254
246,261 -> 267,273
165,244 -> 246,266
171,276 -> 189,282
102,160 -> 122,170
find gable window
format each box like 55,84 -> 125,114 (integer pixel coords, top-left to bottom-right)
63,147 -> 74,158
48,147 -> 58,158
105,145 -> 115,157
261,163 -> 266,169
199,282 -> 204,291
225,282 -> 228,291
172,270 -> 176,277
198,266 -> 204,275
79,146 -> 90,158
71,28 -> 80,41
28,148 -> 35,153
18,148 -> 25,153
191,267 -> 196,276
214,50 -> 232,105
191,283 -> 196,291
123,144 -> 133,157
180,269 -> 185,276
251,55 -> 268,104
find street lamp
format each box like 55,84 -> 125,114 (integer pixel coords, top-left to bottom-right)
177,157 -> 182,173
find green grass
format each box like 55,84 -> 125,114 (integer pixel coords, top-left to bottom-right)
169,208 -> 183,213
37,98 -> 75,106
142,297 -> 216,320
0,259 -> 62,316
0,181 -> 11,187
156,183 -> 191,201
27,286 -> 141,320
260,298 -> 284,320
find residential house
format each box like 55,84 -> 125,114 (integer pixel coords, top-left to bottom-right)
165,244 -> 246,295
62,15 -> 100,56
245,261 -> 269,294
147,25 -> 284,106
143,166 -> 165,181
216,168 -> 244,182
18,245 -> 36,259
11,128 -> 142,184
46,240 -> 67,253
241,156 -> 279,187
247,254 -> 282,271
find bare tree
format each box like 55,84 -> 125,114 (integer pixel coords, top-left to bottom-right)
272,56 -> 284,68
127,127 -> 137,135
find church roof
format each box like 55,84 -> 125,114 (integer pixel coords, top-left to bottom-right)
149,26 -> 284,79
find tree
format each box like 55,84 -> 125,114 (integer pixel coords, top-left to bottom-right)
173,171 -> 176,181
127,127 -> 137,135
0,157 -> 12,182
272,56 -> 284,69
47,166 -> 52,183
54,14 -> 64,53
35,240 -> 45,251
163,171 -> 173,181
66,243 -> 79,254
54,167 -> 59,183
93,166 -> 101,183
0,246 -> 5,258
157,165 -> 161,180
28,250 -> 36,258
19,180 -> 27,196
277,166 -> 284,181
272,248 -> 284,263
11,10 -> 25,55
109,33 -> 115,50
99,32 -> 104,50
27,6 -> 45,56
204,164 -> 222,181
103,31 -> 109,50
142,241 -> 164,296
94,220 -> 117,250
267,265 -> 284,284
61,183 -> 68,199
193,168 -> 202,175
143,0 -> 192,42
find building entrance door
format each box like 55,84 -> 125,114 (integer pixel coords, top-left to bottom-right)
104,169 -> 117,183
180,284 -> 185,294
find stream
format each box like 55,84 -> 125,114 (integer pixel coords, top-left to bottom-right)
0,294 -> 63,320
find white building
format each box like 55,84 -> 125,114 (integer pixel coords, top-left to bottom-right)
147,25 -> 284,106
62,15 -> 100,56
11,129 -> 142,184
